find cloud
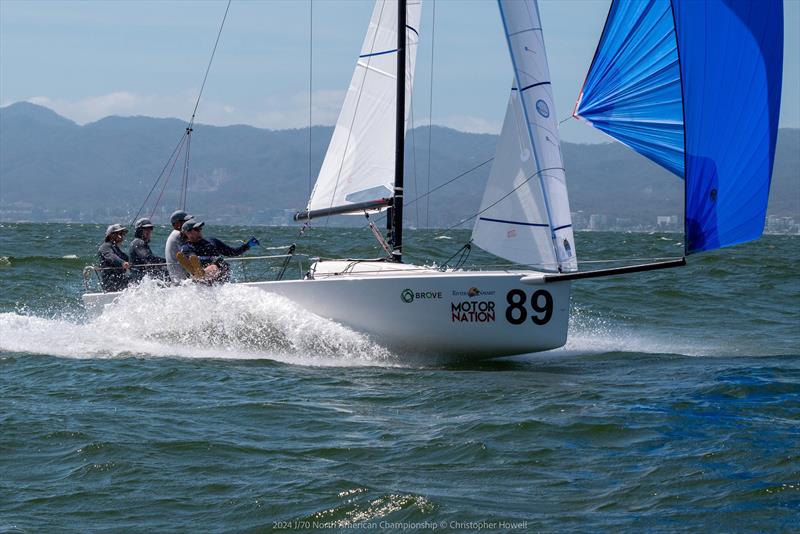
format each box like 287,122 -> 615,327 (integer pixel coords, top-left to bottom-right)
429,115 -> 502,135
244,90 -> 346,130
16,92 -> 505,136
28,92 -> 167,124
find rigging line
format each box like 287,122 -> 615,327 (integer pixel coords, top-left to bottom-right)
181,129 -> 192,210
363,212 -> 393,255
575,256 -> 685,265
498,2 -> 559,265
296,220 -> 310,239
428,257 -> 685,271
308,0 -> 313,199
409,85 -> 419,228
426,0 -> 436,228
439,241 -> 471,271
372,155 -> 495,225
178,0 -> 229,210
323,0 -> 388,228
130,131 -> 188,227
188,0 -> 231,126
442,166 -> 564,232
558,115 -> 572,125
149,135 -> 188,219
132,1 -> 229,225
298,0 -> 314,242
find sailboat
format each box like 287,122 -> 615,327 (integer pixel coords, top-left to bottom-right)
83,0 -> 783,362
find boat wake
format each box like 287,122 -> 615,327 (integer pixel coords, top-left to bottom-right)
0,280 -> 397,367
558,305 -> 742,358
0,280 -> 776,365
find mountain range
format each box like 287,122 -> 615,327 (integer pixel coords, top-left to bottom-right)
1,102 -> 798,228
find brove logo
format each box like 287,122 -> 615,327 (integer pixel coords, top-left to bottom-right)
401,289 -> 444,303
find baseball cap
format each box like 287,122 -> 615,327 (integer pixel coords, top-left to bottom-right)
105,223 -> 127,236
135,217 -> 154,229
181,220 -> 205,232
170,210 -> 193,225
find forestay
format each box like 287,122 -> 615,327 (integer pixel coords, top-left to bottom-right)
575,0 -> 783,253
306,0 -> 422,214
472,0 -> 576,272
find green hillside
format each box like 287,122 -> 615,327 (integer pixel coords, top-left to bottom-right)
1,102 -> 797,229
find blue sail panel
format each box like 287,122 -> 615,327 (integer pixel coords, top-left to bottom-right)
575,0 -> 684,177
675,0 -> 783,252
576,0 -> 783,254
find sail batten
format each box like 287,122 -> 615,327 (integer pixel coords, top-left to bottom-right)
359,49 -> 399,59
479,217 -> 550,228
576,0 -> 783,254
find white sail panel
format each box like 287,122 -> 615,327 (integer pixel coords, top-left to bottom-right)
472,90 -> 557,268
307,0 -> 421,213
493,0 -> 577,271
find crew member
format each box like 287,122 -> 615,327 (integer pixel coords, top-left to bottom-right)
129,217 -> 168,283
165,210 -> 193,283
179,220 -> 259,282
97,223 -> 130,292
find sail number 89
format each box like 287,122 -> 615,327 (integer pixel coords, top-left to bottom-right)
505,289 -> 553,325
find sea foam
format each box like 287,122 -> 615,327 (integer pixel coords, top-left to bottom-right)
0,279 -> 745,366
0,280 -> 397,367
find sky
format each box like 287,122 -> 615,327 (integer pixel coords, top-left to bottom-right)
1,0 -> 798,144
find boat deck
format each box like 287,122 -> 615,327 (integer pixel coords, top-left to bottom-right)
309,259 -> 440,279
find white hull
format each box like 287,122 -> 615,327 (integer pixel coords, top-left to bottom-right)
83,261 -> 570,361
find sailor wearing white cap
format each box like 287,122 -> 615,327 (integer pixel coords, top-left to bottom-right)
164,210 -> 194,283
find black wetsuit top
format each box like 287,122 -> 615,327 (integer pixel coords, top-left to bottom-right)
128,238 -> 168,283
180,238 -> 249,281
97,241 -> 129,292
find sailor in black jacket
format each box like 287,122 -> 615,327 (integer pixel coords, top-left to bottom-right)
97,224 -> 130,292
128,218 -> 168,283
179,220 -> 258,282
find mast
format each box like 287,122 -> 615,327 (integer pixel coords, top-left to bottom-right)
390,0 -> 407,261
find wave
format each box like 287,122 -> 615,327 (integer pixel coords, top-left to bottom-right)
0,280 -> 397,367
1,279 -> 791,366
552,305 -> 742,358
0,254 -> 89,267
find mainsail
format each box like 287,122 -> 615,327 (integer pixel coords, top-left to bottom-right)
575,0 -> 783,253
306,0 -> 421,215
472,0 -> 576,272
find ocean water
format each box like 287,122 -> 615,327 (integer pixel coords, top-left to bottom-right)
0,223 -> 798,531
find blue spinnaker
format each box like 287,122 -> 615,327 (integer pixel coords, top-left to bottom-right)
575,0 -> 783,253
